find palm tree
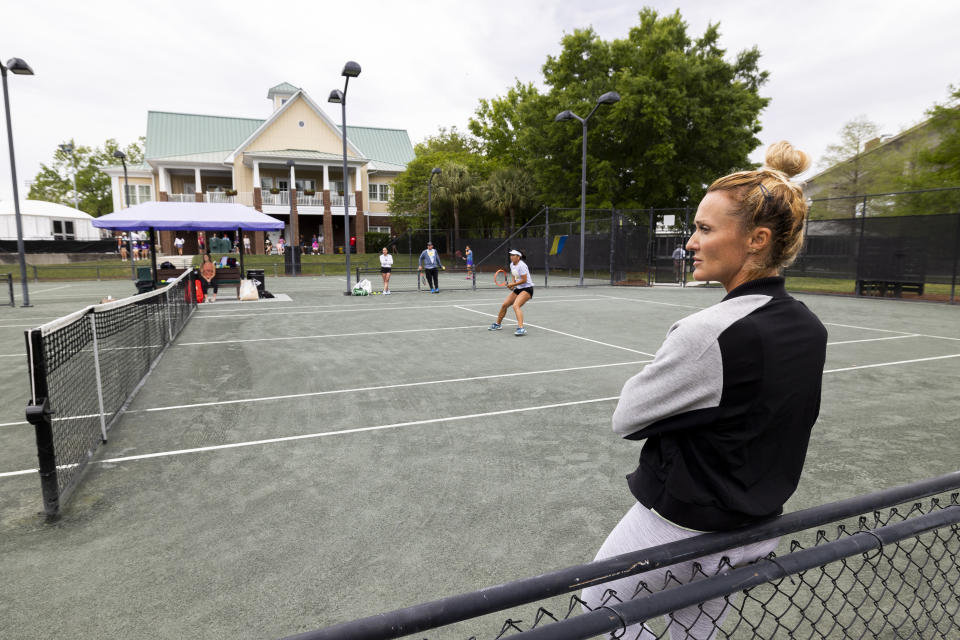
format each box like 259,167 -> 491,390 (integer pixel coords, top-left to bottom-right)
433,162 -> 477,256
482,167 -> 535,236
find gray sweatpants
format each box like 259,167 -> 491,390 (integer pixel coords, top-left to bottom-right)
582,502 -> 780,640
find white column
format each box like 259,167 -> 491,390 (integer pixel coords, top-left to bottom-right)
253,161 -> 260,189
355,166 -> 362,193
112,175 -> 121,211
322,165 -> 329,190
289,163 -> 296,187
159,167 -> 169,192
194,168 -> 202,194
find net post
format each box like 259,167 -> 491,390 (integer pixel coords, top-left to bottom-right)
87,315 -> 109,442
24,328 -> 60,518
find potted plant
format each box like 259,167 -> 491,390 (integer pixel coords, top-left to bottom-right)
225,189 -> 238,197
304,189 -> 316,196
269,187 -> 280,195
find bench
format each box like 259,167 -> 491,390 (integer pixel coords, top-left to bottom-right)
856,280 -> 924,298
212,266 -> 242,297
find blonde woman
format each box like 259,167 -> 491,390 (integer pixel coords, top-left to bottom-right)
582,142 -> 828,639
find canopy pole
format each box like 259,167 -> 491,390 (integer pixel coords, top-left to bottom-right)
149,227 -> 158,285
238,227 -> 245,276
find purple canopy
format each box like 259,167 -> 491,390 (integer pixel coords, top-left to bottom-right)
92,202 -> 285,231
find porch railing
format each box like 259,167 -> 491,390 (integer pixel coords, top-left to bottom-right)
298,193 -> 324,207
330,194 -> 355,207
204,192 -> 236,204
262,191 -> 290,206
167,193 -> 196,203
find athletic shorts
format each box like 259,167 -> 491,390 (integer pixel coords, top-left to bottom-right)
381,267 -> 392,273
512,286 -> 533,299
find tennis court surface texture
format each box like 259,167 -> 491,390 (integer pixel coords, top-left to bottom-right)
1,275 -> 958,639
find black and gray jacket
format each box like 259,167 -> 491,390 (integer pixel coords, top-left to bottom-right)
613,277 -> 827,531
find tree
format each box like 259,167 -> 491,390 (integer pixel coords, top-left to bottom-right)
918,85 -> 960,186
469,8 -> 770,212
388,127 -> 490,236
817,116 -> 882,212
28,137 -> 144,217
481,167 -> 536,235
432,162 -> 478,254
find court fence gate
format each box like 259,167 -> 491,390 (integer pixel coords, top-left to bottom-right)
285,472 -> 960,640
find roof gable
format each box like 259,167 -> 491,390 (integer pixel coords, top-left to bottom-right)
267,82 -> 299,98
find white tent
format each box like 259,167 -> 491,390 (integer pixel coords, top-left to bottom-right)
0,200 -> 102,241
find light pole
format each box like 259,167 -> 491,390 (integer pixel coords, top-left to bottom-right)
328,60 -> 361,295
112,150 -> 136,281
59,142 -> 79,210
427,167 -> 441,244
286,158 -> 298,276
2,57 -> 35,307
554,91 -> 620,286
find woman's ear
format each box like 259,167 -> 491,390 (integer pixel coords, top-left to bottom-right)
749,226 -> 772,254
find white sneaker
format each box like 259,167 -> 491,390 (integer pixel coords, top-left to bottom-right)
384,290 -> 391,295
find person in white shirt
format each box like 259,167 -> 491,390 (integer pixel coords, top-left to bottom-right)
489,249 -> 533,336
379,247 -> 394,294
174,235 -> 185,256
672,245 -> 685,282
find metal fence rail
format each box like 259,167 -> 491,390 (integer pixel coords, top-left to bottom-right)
282,472 -> 960,640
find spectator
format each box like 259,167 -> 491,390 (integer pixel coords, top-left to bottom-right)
418,240 -> 444,293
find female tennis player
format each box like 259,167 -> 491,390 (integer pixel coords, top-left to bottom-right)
582,142 -> 828,638
488,249 -> 533,336
379,246 -> 393,295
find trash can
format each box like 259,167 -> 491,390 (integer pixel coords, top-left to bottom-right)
246,269 -> 265,297
283,246 -> 301,275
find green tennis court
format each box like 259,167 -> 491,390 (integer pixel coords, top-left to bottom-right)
0,277 -> 958,638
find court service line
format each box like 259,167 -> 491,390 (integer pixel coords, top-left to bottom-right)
177,324 -> 492,346
454,305 -> 657,356
3,351 -> 960,432
27,285 -> 73,295
128,359 -> 648,414
826,334 -> 921,346
823,353 -> 960,374
0,395 -> 623,477
193,296 -> 609,319
597,294 -> 707,310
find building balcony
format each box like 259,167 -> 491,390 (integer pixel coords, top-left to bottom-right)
331,194 -> 355,207
167,193 -> 196,203
297,193 -> 323,207
262,191 -> 290,206
204,192 -> 236,204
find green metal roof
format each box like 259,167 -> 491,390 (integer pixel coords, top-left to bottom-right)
144,107 -> 413,169
342,126 -> 415,167
267,82 -> 300,98
145,111 -> 264,159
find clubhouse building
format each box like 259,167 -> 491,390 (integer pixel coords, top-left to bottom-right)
103,82 -> 414,254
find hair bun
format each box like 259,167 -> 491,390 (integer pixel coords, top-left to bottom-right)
764,141 -> 811,178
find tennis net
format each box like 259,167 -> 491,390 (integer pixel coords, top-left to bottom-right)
24,269 -> 197,517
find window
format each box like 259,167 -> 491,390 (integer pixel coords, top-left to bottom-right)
278,180 -> 289,192
52,219 -> 76,240
295,179 -> 316,191
368,183 -> 390,202
333,180 -> 345,196
123,184 -> 153,205
260,177 -> 274,190
369,225 -> 391,234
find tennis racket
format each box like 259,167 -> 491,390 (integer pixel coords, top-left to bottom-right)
494,269 -> 509,287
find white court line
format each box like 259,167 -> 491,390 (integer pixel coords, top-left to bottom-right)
822,322 -> 916,335
0,323 -> 41,328
0,360 -> 647,430
823,353 -> 960,374
192,294 -> 604,318
177,324 -> 490,346
0,395 -> 622,477
598,294 -> 706,310
131,359 -> 648,414
27,285 -> 73,295
455,305 -> 657,356
827,334 -> 920,346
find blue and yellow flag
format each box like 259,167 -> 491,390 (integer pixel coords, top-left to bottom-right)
550,235 -> 568,256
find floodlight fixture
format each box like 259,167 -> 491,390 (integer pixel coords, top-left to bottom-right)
5,58 -> 33,75
341,61 -> 361,78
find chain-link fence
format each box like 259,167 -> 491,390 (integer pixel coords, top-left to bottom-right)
284,473 -> 960,640
367,188 -> 960,301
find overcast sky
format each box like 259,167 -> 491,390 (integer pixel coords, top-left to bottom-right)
1,0 -> 958,201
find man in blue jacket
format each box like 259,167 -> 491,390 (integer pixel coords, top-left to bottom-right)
418,241 -> 445,293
